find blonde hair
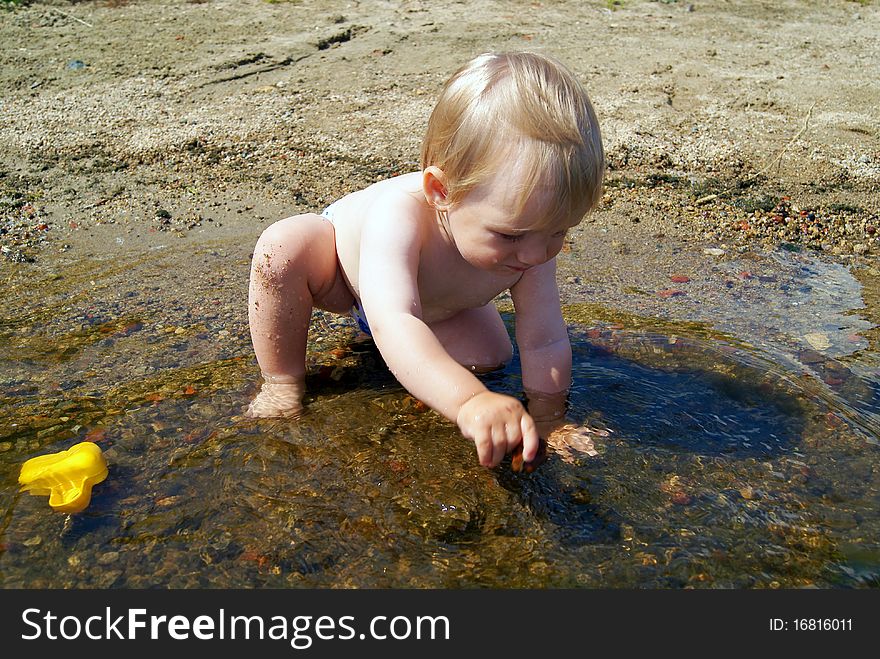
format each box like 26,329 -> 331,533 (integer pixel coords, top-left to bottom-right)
421,51 -> 604,227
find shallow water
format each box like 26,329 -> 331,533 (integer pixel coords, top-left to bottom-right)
1,237 -> 879,589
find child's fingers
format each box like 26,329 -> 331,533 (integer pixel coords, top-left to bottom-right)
519,413 -> 539,462
472,431 -> 495,467
489,426 -> 509,467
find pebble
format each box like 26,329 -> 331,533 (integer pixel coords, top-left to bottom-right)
671,491 -> 692,505
804,332 -> 831,351
658,289 -> 686,298
96,570 -> 122,588
98,551 -> 120,565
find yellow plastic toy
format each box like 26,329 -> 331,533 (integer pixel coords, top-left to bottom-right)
19,441 -> 108,513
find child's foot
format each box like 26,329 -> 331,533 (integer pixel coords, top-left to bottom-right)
245,381 -> 305,418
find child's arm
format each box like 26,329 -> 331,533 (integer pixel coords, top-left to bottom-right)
510,258 -> 572,398
358,206 -> 539,467
511,262 -> 605,462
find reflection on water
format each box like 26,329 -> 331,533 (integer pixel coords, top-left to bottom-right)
1,245 -> 879,589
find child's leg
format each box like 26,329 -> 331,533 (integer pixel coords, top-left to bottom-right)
246,213 -> 353,417
428,304 -> 513,373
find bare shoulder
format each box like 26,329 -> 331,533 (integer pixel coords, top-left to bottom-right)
332,173 -> 428,294
362,173 -> 430,239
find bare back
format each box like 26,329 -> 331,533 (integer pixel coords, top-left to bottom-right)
327,172 -> 521,324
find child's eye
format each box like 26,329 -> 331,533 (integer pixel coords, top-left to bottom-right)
496,232 -> 522,242
552,230 -> 567,238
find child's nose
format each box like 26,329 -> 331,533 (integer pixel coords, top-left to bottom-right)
518,239 -> 551,266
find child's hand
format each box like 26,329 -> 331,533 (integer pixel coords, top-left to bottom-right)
245,381 -> 305,419
523,389 -> 606,465
456,391 -> 539,468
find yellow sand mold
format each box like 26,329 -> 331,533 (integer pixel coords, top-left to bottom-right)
19,441 -> 108,513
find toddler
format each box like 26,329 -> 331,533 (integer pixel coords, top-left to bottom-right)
247,51 -> 605,468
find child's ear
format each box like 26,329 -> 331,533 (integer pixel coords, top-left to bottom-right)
422,166 -> 449,210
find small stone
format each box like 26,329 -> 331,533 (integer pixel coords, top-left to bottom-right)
658,289 -> 686,298
825,412 -> 844,428
804,332 -> 831,351
704,247 -> 725,256
96,570 -> 122,588
671,492 -> 692,505
98,551 -> 120,565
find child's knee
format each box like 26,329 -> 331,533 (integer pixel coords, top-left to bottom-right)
251,215 -> 318,284
251,234 -> 288,288
493,339 -> 514,367
470,338 -> 513,372
255,216 -> 301,255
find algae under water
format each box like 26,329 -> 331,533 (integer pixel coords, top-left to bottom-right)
1,239 -> 879,588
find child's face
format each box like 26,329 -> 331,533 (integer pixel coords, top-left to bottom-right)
445,169 -> 574,275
